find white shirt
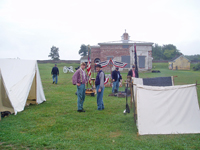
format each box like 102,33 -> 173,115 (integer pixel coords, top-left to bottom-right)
80,68 -> 86,79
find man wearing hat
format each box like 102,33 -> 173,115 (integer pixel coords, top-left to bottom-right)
127,65 -> 136,77
95,64 -> 105,110
112,67 -> 122,93
51,64 -> 59,84
72,62 -> 88,112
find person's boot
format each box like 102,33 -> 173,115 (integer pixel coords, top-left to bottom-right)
77,110 -> 85,112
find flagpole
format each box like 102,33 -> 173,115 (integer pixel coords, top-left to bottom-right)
87,45 -> 89,88
134,43 -> 139,78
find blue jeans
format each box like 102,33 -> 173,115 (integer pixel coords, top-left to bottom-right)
52,74 -> 58,84
112,80 -> 119,93
96,85 -> 105,110
77,84 -> 85,110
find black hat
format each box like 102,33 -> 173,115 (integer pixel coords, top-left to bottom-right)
132,65 -> 135,68
116,67 -> 119,70
96,64 -> 102,68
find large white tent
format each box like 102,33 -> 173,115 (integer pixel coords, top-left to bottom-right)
0,59 -> 46,115
135,84 -> 200,135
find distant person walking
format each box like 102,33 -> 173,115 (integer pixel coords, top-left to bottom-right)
51,64 -> 59,84
72,62 -> 88,112
95,64 -> 105,110
127,65 -> 136,77
112,67 -> 122,93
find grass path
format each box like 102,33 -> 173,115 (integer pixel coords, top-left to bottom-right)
0,63 -> 200,149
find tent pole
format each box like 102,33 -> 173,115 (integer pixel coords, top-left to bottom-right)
35,70 -> 37,105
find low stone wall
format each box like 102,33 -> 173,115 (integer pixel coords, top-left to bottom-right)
37,60 -> 80,64
152,60 -> 169,63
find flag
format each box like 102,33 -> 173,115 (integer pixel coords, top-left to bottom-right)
95,60 -> 127,68
134,43 -> 139,78
95,60 -> 110,68
87,46 -> 92,85
104,78 -> 109,85
111,60 -> 127,68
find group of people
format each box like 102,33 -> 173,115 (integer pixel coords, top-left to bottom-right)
72,62 -> 105,112
111,64 -> 136,94
51,63 -> 136,112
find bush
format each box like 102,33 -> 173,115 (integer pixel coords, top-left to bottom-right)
193,63 -> 200,71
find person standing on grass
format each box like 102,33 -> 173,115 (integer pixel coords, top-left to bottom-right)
95,64 -> 105,110
127,65 -> 136,77
51,64 -> 59,84
112,67 -> 122,93
72,62 -> 88,112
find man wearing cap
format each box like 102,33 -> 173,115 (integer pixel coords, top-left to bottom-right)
95,64 -> 105,110
127,65 -> 136,77
72,62 -> 88,112
51,64 -> 59,84
112,67 -> 122,93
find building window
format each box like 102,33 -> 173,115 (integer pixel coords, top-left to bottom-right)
107,56 -> 113,60
121,55 -> 130,68
139,56 -> 145,68
122,45 -> 129,48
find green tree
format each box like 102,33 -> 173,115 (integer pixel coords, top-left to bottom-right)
163,50 -> 175,60
152,44 -> 182,60
78,44 -> 91,57
185,54 -> 200,61
162,44 -> 181,60
193,63 -> 200,71
48,46 -> 60,60
152,44 -> 163,60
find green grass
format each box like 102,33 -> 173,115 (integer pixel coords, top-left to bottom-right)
0,63 -> 200,150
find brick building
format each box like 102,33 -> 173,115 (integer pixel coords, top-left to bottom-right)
91,31 -> 154,72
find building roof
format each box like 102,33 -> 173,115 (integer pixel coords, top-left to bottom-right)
80,55 -> 89,60
169,55 -> 191,62
92,31 -> 153,46
98,40 -> 153,46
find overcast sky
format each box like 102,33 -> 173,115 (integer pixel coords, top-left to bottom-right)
0,0 -> 200,60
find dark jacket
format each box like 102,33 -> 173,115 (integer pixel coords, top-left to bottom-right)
127,69 -> 134,77
112,70 -> 122,82
127,69 -> 139,78
95,70 -> 105,86
51,67 -> 59,75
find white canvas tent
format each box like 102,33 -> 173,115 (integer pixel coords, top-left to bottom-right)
135,84 -> 200,135
0,59 -> 46,115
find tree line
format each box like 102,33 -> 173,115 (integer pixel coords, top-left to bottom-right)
152,44 -> 182,60
47,44 -> 199,61
184,54 -> 200,61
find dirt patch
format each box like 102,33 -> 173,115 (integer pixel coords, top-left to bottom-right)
109,131 -> 122,138
0,142 -> 5,145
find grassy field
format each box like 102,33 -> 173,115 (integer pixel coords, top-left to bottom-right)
0,63 -> 200,150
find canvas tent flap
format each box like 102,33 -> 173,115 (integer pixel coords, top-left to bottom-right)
36,64 -> 46,104
0,70 -> 14,114
136,84 -> 200,135
0,59 -> 46,114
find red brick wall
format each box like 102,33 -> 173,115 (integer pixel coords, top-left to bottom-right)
91,45 -> 131,72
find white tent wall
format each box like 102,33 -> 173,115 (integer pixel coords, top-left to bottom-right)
0,59 -> 46,115
136,84 -> 200,135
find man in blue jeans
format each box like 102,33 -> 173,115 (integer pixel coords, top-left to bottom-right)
72,62 -> 88,112
112,67 -> 122,93
51,64 -> 59,84
95,64 -> 105,110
